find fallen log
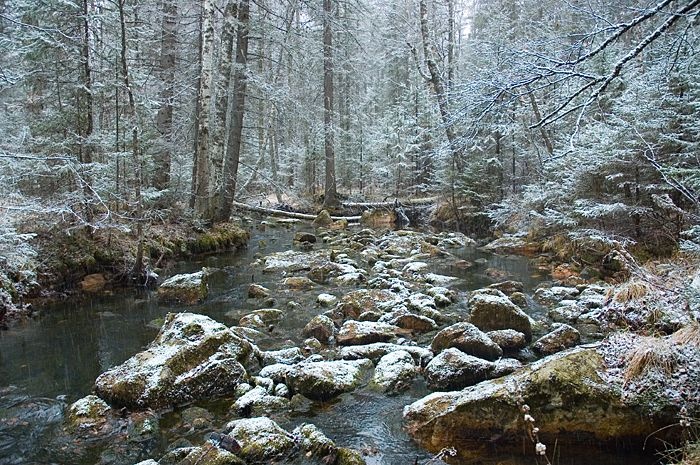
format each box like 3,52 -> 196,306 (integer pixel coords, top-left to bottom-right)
231,201 -> 362,222
341,196 -> 439,209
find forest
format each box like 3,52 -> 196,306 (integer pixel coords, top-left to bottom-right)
1,0 -> 699,280
1,0 -> 700,465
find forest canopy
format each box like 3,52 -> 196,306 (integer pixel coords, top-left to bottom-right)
0,0 -> 698,263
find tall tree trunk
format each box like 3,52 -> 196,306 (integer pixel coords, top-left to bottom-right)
154,0 -> 177,192
118,0 -> 145,280
211,1 -> 237,194
322,0 -> 338,209
192,0 -> 215,216
417,0 -> 461,168
79,0 -> 94,224
216,0 -> 250,222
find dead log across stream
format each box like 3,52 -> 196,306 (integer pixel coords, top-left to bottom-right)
231,201 -> 362,222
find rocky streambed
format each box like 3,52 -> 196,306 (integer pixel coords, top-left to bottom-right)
1,222 -> 698,465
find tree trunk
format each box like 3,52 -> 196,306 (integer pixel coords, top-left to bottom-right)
216,0 -> 250,222
154,0 -> 177,191
79,0 -> 94,224
322,0 -> 338,209
211,1 -> 237,193
192,0 -> 215,216
417,0 -> 461,168
118,0 -> 145,280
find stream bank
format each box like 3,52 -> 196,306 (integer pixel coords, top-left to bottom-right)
2,218 -> 699,465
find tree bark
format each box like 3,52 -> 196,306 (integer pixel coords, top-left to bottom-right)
192,0 -> 215,216
417,0 -> 461,167
118,0 -> 145,280
211,0 -> 237,193
154,0 -> 177,191
79,0 -> 94,224
322,0 -> 338,209
216,0 -> 250,222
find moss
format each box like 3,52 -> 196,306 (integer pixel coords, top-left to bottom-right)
336,447 -> 366,465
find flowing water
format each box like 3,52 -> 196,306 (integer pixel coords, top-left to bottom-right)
0,223 -> 660,465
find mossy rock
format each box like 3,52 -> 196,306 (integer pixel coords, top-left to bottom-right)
403,346 -> 680,462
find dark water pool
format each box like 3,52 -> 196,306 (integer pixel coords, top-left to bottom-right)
0,223 -> 659,465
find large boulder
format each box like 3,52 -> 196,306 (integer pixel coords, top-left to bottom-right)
430,322 -> 503,361
94,313 -> 252,409
157,271 -> 208,305
336,320 -> 399,346
404,345 -> 683,462
423,348 -> 495,391
286,359 -> 373,401
468,290 -> 532,341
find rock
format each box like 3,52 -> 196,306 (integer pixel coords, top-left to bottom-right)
492,358 -> 523,377
303,314 -> 336,343
313,210 -> 334,228
533,323 -> 581,355
424,348 -> 495,391
548,303 -> 586,324
157,271 -> 208,305
330,218 -> 349,230
534,285 -> 580,306
94,313 -> 252,409
403,346 -> 680,463
232,386 -> 289,416
294,232 -> 317,243
150,445 -> 243,465
66,395 -> 111,430
338,342 -> 433,366
383,312 -> 437,333
261,347 -> 305,366
293,424 -> 367,465
360,209 -> 396,228
483,234 -> 539,256
336,320 -> 399,346
224,417 -> 295,462
488,280 -> 524,295
317,293 -> 338,307
430,322 -> 503,361
247,284 -> 270,299
80,273 -> 107,293
469,289 -> 532,341
371,350 -> 418,394
508,291 -> 529,308
239,308 -> 284,330
485,329 -> 528,352
332,272 -> 366,286
283,276 -> 314,290
338,289 -> 399,320
286,359 -> 373,401
259,363 -> 294,384
181,406 -> 214,430
258,250 -> 320,273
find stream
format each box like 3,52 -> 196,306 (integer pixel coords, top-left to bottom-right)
0,222 -> 660,465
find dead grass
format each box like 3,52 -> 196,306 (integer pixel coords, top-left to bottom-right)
613,279 -> 651,303
623,336 -> 678,384
671,321 -> 700,348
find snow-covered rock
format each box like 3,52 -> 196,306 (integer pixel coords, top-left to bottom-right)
94,313 -> 252,409
371,350 -> 418,394
424,348 -> 495,391
468,289 -> 532,341
286,359 -> 373,401
430,322 -> 503,361
336,320 -> 399,346
533,323 -> 581,355
157,271 -> 209,305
